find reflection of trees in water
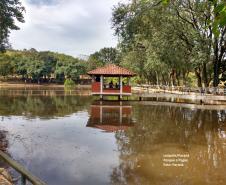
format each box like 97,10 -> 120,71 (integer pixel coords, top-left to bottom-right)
111,105 -> 226,185
0,94 -> 92,183
0,96 -> 92,119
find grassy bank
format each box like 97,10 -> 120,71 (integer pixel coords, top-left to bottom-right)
0,82 -> 91,89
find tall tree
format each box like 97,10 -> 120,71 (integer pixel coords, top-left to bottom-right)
87,47 -> 121,71
0,54 -> 12,77
112,0 -> 226,88
0,0 -> 25,52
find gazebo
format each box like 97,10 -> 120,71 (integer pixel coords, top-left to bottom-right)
87,64 -> 136,99
86,102 -> 134,132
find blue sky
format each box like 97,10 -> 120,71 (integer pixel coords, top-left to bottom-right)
10,0 -> 121,57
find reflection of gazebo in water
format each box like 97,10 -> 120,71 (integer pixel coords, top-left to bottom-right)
87,102 -> 134,132
87,64 -> 136,100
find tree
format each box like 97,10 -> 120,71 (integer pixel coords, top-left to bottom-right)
0,54 -> 12,77
166,0 -> 226,88
112,0 -> 194,86
0,0 -> 25,52
54,53 -> 86,82
37,51 -> 57,80
165,0 -> 226,35
11,52 -> 28,80
26,59 -> 45,83
112,0 -> 226,88
87,47 -> 121,71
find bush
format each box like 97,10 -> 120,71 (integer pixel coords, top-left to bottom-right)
64,79 -> 75,88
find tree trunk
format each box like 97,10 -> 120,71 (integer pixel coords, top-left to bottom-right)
155,71 -> 159,87
195,67 -> 202,87
170,69 -> 176,87
176,71 -> 180,86
213,38 -> 219,87
182,70 -> 188,86
202,62 -> 208,87
161,73 -> 166,85
213,60 -> 219,87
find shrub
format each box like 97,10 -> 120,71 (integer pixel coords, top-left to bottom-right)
64,79 -> 75,88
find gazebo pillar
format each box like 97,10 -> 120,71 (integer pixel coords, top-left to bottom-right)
120,76 -> 123,99
100,75 -> 103,99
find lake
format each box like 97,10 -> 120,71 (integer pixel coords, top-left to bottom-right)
0,88 -> 225,185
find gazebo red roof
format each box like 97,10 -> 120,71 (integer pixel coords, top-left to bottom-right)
87,64 -> 136,76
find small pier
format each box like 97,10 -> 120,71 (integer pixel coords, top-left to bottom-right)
134,86 -> 226,105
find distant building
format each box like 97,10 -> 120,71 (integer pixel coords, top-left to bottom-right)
79,75 -> 92,85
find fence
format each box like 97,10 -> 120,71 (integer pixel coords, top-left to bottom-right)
133,85 -> 225,95
0,150 -> 46,185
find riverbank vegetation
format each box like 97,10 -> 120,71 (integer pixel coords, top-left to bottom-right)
111,0 -> 226,88
0,49 -> 86,83
0,0 -> 226,88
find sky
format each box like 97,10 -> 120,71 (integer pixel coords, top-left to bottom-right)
9,0 -> 121,57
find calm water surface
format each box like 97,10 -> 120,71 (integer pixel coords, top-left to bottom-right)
0,88 -> 225,185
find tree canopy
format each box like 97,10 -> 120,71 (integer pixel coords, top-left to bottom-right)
111,0 -> 226,87
0,0 -> 226,88
87,47 -> 121,71
0,0 -> 25,52
0,49 -> 86,83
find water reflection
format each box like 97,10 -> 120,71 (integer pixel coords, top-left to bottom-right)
111,105 -> 226,185
0,89 -> 225,185
0,87 -> 90,97
0,95 -> 92,119
87,101 -> 135,132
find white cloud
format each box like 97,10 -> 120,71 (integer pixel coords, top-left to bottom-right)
9,0 -> 120,57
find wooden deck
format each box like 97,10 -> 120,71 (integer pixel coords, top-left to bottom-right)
137,92 -> 226,104
135,101 -> 226,110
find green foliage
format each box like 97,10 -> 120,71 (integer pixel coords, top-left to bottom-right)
26,59 -> 45,81
165,0 -> 226,37
87,47 -> 121,71
0,0 -> 25,52
64,79 -> 75,87
0,94 -> 92,118
111,0 -> 226,87
55,59 -> 86,81
0,49 -> 87,83
0,54 -> 13,77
